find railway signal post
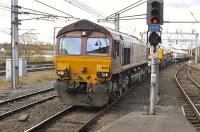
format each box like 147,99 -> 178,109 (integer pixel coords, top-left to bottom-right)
147,0 -> 163,115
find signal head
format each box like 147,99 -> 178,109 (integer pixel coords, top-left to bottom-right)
147,0 -> 164,25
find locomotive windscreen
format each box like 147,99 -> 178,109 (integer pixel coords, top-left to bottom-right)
86,38 -> 110,56
59,38 -> 81,55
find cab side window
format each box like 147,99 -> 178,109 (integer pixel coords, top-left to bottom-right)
113,40 -> 120,59
123,48 -> 130,65
116,41 -> 119,56
113,40 -> 116,59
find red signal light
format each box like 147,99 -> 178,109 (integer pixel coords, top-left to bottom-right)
151,17 -> 159,24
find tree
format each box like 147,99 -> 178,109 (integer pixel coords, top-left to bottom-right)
19,33 -> 38,57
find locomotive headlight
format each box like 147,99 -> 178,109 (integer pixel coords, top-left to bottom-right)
81,31 -> 88,37
57,71 -> 65,76
96,72 -> 109,78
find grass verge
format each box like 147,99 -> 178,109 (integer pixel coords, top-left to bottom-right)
0,71 -> 57,90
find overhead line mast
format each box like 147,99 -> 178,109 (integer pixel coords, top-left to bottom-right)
11,0 -> 19,89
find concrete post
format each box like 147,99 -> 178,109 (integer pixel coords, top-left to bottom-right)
115,13 -> 120,31
195,34 -> 199,63
11,0 -> 19,89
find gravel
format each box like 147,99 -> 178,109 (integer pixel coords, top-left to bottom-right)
0,81 -> 55,101
0,97 -> 65,132
158,64 -> 183,110
190,65 -> 200,84
44,108 -> 98,132
0,90 -> 56,114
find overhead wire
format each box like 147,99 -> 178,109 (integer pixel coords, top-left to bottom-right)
0,4 -> 11,10
99,13 -> 146,22
106,0 -> 147,19
118,14 -> 146,19
20,11 -> 75,19
0,7 -> 11,12
19,6 -> 53,16
19,16 -> 58,21
73,0 -> 104,16
0,1 -> 78,22
181,0 -> 198,22
0,29 -> 10,35
115,1 -> 147,16
64,0 -> 105,18
35,0 -> 75,18
19,29 -> 36,36
16,5 -> 78,22
0,2 -> 10,7
118,17 -> 146,21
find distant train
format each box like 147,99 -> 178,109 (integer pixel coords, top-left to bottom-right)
174,52 -> 190,62
157,48 -> 190,66
54,19 -> 150,107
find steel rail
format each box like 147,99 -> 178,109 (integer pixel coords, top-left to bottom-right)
0,95 -> 57,120
175,65 -> 200,121
190,66 -> 200,76
0,66 -> 54,75
0,87 -> 54,106
0,64 -> 54,70
27,66 -> 54,72
188,68 -> 200,90
190,69 -> 200,76
25,105 -> 76,132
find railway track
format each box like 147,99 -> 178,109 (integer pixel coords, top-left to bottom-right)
25,77 -> 147,132
0,64 -> 54,76
175,64 -> 200,131
0,87 -> 56,120
25,105 -> 100,132
0,87 -> 54,105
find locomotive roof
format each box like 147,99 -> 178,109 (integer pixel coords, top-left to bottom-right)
57,19 -> 141,44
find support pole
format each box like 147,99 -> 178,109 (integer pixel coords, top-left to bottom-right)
53,27 -> 62,52
11,0 -> 19,89
53,27 -> 56,45
198,47 -> 199,62
114,13 -> 120,31
195,34 -> 199,63
149,46 -> 157,115
191,42 -> 193,61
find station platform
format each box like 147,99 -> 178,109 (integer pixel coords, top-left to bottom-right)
98,111 -> 196,132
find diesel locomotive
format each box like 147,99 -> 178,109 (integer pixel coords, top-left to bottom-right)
54,19 -> 149,107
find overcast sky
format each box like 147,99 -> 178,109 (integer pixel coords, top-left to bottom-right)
0,0 -> 200,49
